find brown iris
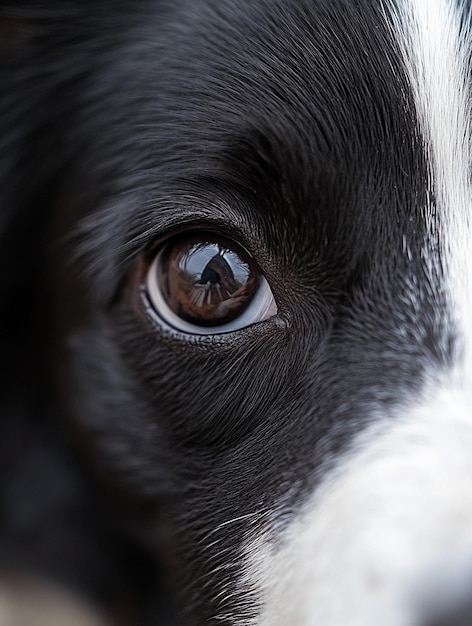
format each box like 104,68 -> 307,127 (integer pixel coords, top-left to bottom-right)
154,234 -> 259,327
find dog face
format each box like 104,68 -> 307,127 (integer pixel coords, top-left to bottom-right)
2,0 -> 472,624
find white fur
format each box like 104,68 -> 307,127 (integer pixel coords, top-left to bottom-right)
386,0 -> 472,381
241,388 -> 472,625
238,1 -> 472,624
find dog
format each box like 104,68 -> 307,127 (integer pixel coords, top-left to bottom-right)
1,0 -> 472,624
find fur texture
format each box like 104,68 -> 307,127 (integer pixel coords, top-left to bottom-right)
1,1 -> 471,624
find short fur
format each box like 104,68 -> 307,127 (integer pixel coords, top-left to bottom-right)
1,1 -> 471,625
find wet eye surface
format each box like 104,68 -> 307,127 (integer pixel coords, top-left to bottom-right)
145,233 -> 277,335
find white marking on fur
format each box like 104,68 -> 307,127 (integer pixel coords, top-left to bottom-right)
242,389 -> 472,626
387,0 -> 472,379
237,2 -> 472,624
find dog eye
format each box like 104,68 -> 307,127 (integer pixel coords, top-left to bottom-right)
144,233 -> 277,335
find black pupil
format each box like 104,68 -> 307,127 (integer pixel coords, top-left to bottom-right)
157,237 -> 259,327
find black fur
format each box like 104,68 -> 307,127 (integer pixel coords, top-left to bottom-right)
0,1 -> 452,624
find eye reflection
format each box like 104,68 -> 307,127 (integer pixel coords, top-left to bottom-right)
145,232 -> 278,335
158,237 -> 259,327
